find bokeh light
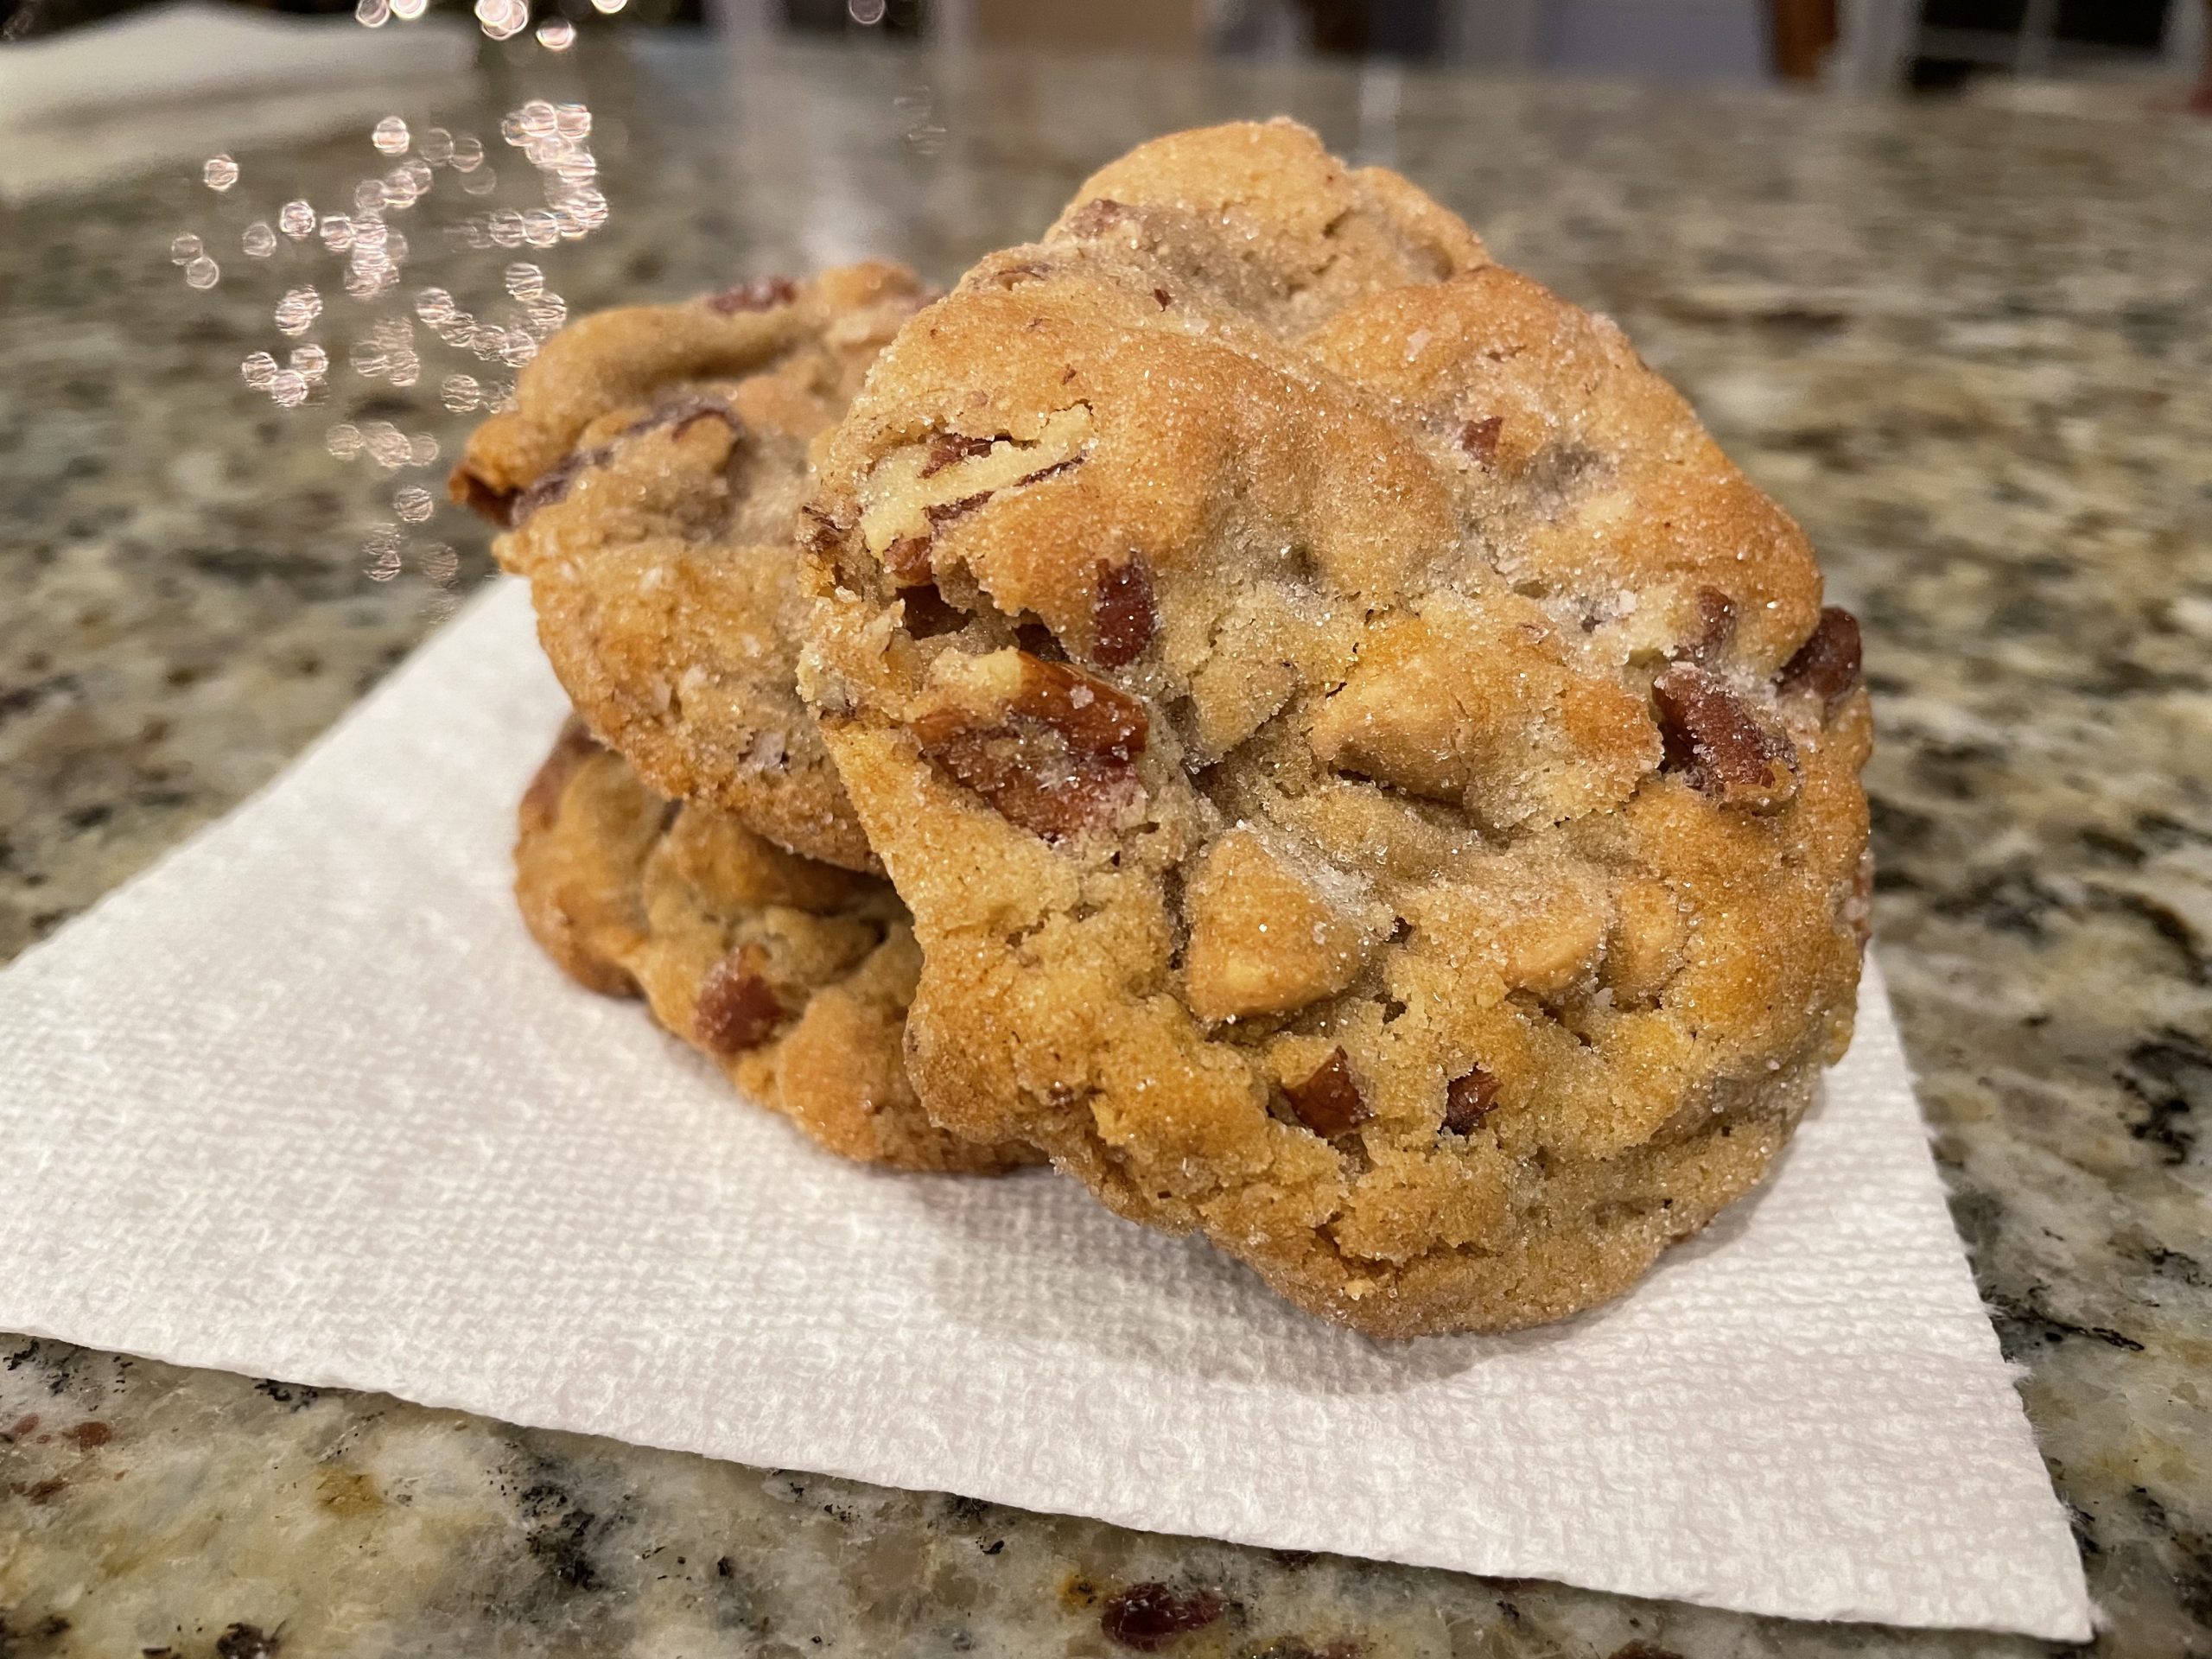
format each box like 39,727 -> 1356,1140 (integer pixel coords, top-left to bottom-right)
475,0 -> 529,41
169,93 -> 613,606
274,286 -> 323,336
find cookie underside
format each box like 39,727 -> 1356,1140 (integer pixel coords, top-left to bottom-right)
512,719 -> 1036,1176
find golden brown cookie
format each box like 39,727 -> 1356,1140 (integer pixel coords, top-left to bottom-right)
455,264 -> 930,871
513,718 -> 1036,1174
799,120 -> 1872,1335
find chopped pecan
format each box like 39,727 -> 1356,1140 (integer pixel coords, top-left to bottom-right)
799,505 -> 843,555
1283,1048 -> 1369,1139
1016,454 -> 1083,487
987,260 -> 1055,289
1091,555 -> 1157,668
1153,287 -> 1172,308
705,276 -> 797,314
512,442 -> 613,524
909,650 -> 1147,840
1442,1066 -> 1499,1135
881,534 -> 935,587
1064,197 -> 1135,238
1778,607 -> 1864,715
695,944 -> 785,1055
629,393 -> 741,441
1099,1583 -> 1223,1653
1651,664 -> 1798,809
1459,415 -> 1504,465
448,465 -> 518,526
1001,653 -> 1145,761
920,433 -> 997,478
923,491 -> 992,529
1687,586 -> 1737,663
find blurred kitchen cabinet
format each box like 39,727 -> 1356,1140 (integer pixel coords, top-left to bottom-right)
955,0 -> 1204,51
1448,0 -> 1771,77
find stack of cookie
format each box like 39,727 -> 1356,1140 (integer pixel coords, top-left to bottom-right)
454,121 -> 1871,1338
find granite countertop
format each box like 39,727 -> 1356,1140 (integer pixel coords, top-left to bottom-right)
3,36 -> 2209,1659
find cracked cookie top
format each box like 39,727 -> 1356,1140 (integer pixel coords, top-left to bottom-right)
455,263 -> 929,871
798,121 -> 1872,1335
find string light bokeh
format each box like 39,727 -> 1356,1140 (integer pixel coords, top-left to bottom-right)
167,9 -> 614,619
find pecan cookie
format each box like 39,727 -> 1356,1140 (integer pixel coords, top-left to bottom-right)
454,263 -> 929,871
513,718 -> 1035,1174
799,121 -> 1872,1335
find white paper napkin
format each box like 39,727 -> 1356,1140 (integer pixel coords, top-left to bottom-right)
0,580 -> 2090,1640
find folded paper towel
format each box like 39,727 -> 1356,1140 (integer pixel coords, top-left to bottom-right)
0,579 -> 2091,1639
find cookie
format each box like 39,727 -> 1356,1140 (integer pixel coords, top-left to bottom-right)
798,120 -> 1872,1335
454,263 -> 930,871
513,718 -> 1035,1174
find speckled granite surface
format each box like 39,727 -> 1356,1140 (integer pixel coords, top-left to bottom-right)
3,38 -> 2208,1659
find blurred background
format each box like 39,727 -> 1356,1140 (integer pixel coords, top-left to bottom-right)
3,0 -> 2207,93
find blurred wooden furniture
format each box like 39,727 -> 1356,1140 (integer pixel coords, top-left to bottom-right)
1770,0 -> 1837,78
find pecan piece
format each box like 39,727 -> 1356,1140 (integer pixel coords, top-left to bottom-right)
919,433 -> 996,478
798,505 -> 843,555
881,534 -> 936,587
1459,415 -> 1504,465
1063,197 -> 1135,238
448,466 -> 518,526
628,393 -> 741,441
1651,664 -> 1799,809
1283,1047 -> 1369,1138
923,491 -> 992,529
986,259 -> 1054,289
705,276 -> 797,314
1015,454 -> 1083,488
1686,585 -> 1737,663
909,650 -> 1148,840
1091,555 -> 1157,668
1778,606 -> 1864,715
695,944 -> 785,1055
512,442 -> 613,524
1442,1066 -> 1499,1135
